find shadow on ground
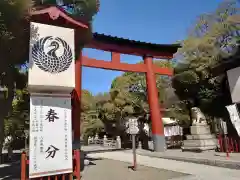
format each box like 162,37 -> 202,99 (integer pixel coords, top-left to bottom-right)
81,158 -> 191,180
81,151 -> 103,172
0,162 -> 21,180
0,152 -> 22,180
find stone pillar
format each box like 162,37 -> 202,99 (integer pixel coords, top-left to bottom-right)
182,124 -> 217,151
103,135 -> 108,147
144,55 -> 165,152
94,134 -> 99,144
88,136 -> 92,145
138,141 -> 142,150
116,136 -> 121,149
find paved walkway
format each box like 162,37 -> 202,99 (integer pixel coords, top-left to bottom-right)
130,149 -> 240,169
82,158 -> 188,180
87,151 -> 240,180
82,145 -> 240,169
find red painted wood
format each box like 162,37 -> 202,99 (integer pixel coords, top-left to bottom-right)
230,138 -> 234,152
21,150 -> 80,180
82,56 -> 173,75
30,6 -> 88,28
82,56 -> 146,72
111,52 -> 121,63
74,150 -> 80,180
144,56 -> 164,136
235,140 -> 239,152
21,153 -> 27,180
73,54 -> 82,140
87,41 -> 174,59
153,66 -> 173,76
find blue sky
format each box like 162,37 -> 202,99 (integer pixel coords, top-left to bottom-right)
82,0 -> 224,95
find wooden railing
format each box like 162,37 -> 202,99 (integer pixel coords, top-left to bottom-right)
88,138 -> 118,148
21,150 -> 80,180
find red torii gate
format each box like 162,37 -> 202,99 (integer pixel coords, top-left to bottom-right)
73,33 -> 179,152
21,6 -> 180,180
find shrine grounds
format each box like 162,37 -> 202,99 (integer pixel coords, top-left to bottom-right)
1,149 -> 240,179
81,158 -> 189,180
0,155 -> 189,180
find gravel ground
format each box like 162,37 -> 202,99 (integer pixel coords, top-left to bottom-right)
81,158 -> 190,180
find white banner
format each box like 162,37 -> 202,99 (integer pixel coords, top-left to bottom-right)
28,22 -> 75,93
29,95 -> 72,178
227,67 -> 240,103
226,104 -> 240,136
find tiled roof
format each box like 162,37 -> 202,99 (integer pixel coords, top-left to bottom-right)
92,33 -> 181,54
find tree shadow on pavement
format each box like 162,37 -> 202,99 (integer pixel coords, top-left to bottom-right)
80,151 -> 103,172
0,162 -> 21,180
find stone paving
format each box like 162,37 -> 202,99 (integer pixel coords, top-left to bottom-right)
0,162 -> 20,180
81,158 -> 189,180
82,145 -> 240,169
2,148 -> 240,179
130,149 -> 240,169
87,151 -> 240,180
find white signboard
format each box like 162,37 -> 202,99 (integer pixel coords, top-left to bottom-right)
227,67 -> 240,103
127,118 -> 139,135
220,120 -> 228,135
226,104 -> 240,136
29,95 -> 72,178
28,22 -> 75,93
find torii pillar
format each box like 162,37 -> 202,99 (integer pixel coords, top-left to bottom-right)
144,55 -> 165,152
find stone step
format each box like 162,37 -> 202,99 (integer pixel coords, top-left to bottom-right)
181,145 -> 217,151
183,139 -> 217,147
186,134 -> 216,140
190,125 -> 211,135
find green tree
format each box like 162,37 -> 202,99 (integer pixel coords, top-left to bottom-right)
96,89 -> 135,136
111,60 -> 187,121
37,0 -> 100,23
81,90 -> 104,140
0,0 -> 32,161
4,87 -> 29,150
172,0 -> 240,119
111,60 -> 175,112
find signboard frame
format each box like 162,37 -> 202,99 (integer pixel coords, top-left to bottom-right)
127,118 -> 139,135
226,104 -> 240,136
29,94 -> 73,178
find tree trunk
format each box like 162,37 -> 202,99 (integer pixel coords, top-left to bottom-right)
0,81 -> 14,163
0,114 -> 4,164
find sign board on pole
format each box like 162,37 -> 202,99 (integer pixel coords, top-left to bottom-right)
127,118 -> 139,135
29,95 -> 73,178
28,22 -> 75,93
226,104 -> 240,136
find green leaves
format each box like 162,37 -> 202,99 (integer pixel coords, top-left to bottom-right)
172,0 -> 240,117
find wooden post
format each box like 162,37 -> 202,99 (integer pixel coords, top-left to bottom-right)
74,150 -> 80,180
73,52 -> 82,141
21,152 -> 26,180
72,52 -> 82,178
144,55 -> 165,152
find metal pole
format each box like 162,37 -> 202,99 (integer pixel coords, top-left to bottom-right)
132,134 -> 137,171
224,134 -> 229,158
